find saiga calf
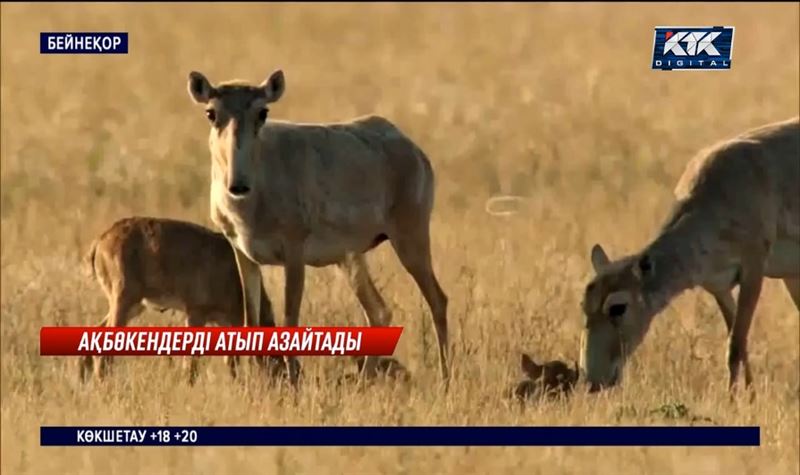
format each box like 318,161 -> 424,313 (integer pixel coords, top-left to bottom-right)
81,216 -> 283,384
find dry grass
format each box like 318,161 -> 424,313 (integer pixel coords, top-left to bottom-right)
1,3 -> 798,474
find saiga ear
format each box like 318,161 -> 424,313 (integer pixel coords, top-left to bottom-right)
590,243 -> 610,273
188,71 -> 215,104
520,353 -> 543,380
260,69 -> 285,103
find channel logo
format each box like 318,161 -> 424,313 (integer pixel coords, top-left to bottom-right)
652,26 -> 734,71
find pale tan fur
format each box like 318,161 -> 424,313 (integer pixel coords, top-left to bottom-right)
80,216 -> 283,385
187,70 -> 449,387
581,117 -> 800,393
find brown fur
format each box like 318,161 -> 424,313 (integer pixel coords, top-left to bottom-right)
79,216 -> 285,384
509,353 -> 580,401
333,356 -> 412,388
353,355 -> 411,382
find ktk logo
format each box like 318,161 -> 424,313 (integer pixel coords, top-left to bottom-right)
662,31 -> 721,56
652,26 -> 734,71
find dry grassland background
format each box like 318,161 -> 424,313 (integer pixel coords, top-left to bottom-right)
1,2 -> 798,474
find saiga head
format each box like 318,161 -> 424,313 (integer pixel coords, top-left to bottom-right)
579,243 -> 660,392
187,69 -> 285,198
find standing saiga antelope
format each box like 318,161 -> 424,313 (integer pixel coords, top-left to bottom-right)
186,69 -> 449,386
580,117 -> 799,394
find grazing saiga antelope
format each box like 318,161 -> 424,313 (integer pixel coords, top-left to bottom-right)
580,116 -> 799,394
80,216 -> 284,384
186,69 -> 449,386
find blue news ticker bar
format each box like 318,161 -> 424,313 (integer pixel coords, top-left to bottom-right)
41,426 -> 760,447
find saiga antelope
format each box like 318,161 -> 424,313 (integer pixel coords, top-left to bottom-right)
187,69 -> 449,386
580,116 -> 799,394
81,216 -> 283,384
510,353 -> 580,401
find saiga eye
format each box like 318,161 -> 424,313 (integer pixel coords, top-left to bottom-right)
608,303 -> 627,326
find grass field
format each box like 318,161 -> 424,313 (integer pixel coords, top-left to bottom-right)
1,3 -> 798,474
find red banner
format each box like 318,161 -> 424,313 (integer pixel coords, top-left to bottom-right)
40,327 -> 403,357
